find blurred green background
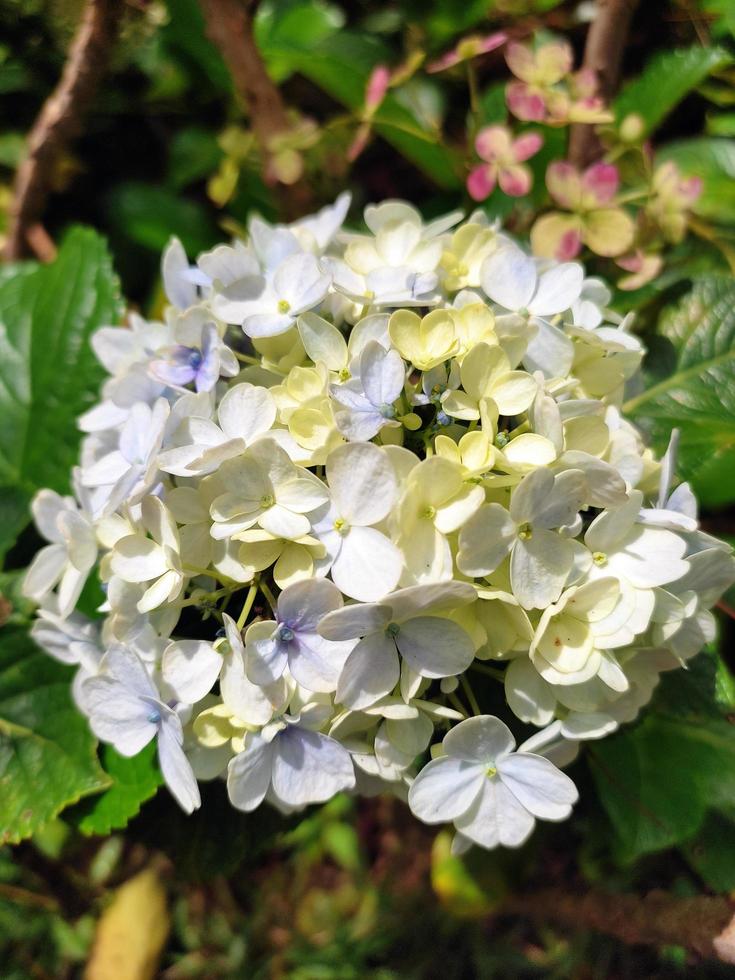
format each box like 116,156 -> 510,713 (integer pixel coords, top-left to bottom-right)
3,0 -> 735,976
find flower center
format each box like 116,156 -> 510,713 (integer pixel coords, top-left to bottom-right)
379,404 -> 396,419
147,709 -> 161,725
593,551 -> 608,566
485,765 -> 497,778
187,347 -> 203,370
260,494 -> 275,508
333,517 -> 349,535
277,624 -> 295,643
518,522 -> 533,540
385,622 -> 401,638
277,299 -> 291,314
421,505 -> 437,521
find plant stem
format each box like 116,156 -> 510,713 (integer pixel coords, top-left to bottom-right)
470,662 -> 506,683
259,579 -> 278,615
236,581 -> 260,630
460,674 -> 482,715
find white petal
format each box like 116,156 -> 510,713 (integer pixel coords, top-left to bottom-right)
360,342 -> 405,407
444,715 -> 516,764
528,263 -> 583,316
511,532 -> 573,609
505,658 -> 556,726
23,544 -> 67,600
498,752 -> 578,820
331,526 -> 403,602
455,777 -> 535,849
162,640 -> 223,704
158,717 -> 201,813
218,383 -> 276,442
326,442 -> 397,525
481,246 -> 536,311
278,577 -> 344,631
336,631 -> 399,709
318,601 -> 392,640
395,617 -> 474,678
227,736 -> 274,812
407,756 -> 484,823
457,504 -> 515,578
271,728 -> 355,806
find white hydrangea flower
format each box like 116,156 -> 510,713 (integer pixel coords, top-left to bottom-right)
83,645 -> 201,813
408,716 -> 578,850
23,489 -> 97,617
24,194 -> 735,829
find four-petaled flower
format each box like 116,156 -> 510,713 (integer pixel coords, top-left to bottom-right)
532,161 -> 635,260
467,126 -> 543,201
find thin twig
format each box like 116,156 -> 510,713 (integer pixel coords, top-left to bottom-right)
503,887 -> 735,964
197,0 -> 312,218
3,0 -> 121,261
568,0 -> 641,167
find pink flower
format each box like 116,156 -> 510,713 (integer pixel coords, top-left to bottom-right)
505,40 -> 572,121
466,125 -> 543,201
616,250 -> 664,291
505,40 -> 612,126
427,32 -> 507,73
647,161 -> 703,243
531,161 -> 635,259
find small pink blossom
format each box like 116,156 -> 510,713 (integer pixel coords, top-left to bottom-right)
647,161 -> 703,243
466,125 -> 543,201
616,250 -> 664,291
531,160 -> 635,259
427,32 -> 507,73
505,40 -> 612,126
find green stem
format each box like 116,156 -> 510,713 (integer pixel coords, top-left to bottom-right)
447,690 -> 468,717
259,579 -> 278,615
236,581 -> 260,630
470,662 -> 506,683
460,673 -> 482,716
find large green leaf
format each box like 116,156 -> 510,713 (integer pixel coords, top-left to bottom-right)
0,227 -> 123,559
614,46 -> 732,135
70,743 -> 162,837
588,656 -> 735,863
624,275 -> 735,507
657,137 -> 735,225
0,627 -> 109,844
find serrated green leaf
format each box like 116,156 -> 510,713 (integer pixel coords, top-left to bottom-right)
0,627 -> 110,844
624,275 -> 735,507
657,137 -> 735,225
614,46 -> 732,135
0,228 -> 123,559
70,743 -> 162,837
588,656 -> 735,863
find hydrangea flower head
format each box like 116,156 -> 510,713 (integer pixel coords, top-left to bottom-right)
23,193 -> 735,856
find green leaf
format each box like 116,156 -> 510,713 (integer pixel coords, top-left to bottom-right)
588,656 -> 735,863
0,627 -> 109,844
624,275 -> 735,507
256,0 -> 345,83
0,228 -> 123,559
614,46 -> 732,135
657,137 -> 735,225
167,126 -> 223,190
683,811 -> 735,892
70,744 -> 162,837
259,30 -> 463,189
107,183 -> 219,255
